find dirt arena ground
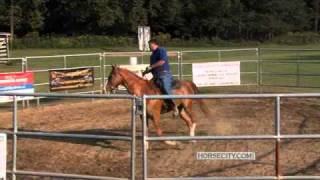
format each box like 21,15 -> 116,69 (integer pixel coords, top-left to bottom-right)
0,97 -> 319,179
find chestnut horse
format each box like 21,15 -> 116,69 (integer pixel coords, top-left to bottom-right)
105,65 -> 210,145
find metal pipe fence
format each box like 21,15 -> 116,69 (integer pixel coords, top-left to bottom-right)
24,53 -> 103,94
258,48 -> 320,89
142,93 -> 320,180
179,48 -> 260,86
1,92 -> 320,179
0,92 -> 136,180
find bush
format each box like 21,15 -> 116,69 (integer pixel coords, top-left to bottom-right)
12,35 -> 136,49
269,32 -> 320,45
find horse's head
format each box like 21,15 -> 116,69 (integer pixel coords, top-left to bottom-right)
105,65 -> 124,92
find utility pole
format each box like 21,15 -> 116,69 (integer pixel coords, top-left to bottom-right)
10,0 -> 14,40
314,0 -> 320,32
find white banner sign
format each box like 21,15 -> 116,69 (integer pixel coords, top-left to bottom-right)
192,61 -> 240,87
0,134 -> 6,180
138,26 -> 150,51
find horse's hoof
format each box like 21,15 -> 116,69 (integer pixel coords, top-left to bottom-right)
165,141 -> 177,146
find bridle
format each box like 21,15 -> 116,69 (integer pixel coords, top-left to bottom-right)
106,70 -> 123,91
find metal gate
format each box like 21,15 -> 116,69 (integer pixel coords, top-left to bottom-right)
141,93 -> 320,180
1,92 -> 136,180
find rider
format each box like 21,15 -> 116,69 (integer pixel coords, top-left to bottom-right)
143,39 -> 176,113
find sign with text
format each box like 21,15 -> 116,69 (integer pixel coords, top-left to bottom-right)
192,61 -> 240,87
49,67 -> 94,91
0,134 -> 6,180
0,72 -> 34,103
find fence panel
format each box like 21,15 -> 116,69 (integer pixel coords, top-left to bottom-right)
259,49 -> 320,89
103,51 -> 180,81
142,94 -> 320,180
0,92 -> 136,180
180,48 -> 259,86
25,53 -> 102,93
0,58 -> 24,73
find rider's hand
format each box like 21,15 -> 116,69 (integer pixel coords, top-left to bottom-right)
142,66 -> 152,76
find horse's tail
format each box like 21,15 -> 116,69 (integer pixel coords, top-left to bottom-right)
190,82 -> 211,118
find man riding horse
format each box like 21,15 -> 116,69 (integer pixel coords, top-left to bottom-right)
105,39 -> 211,147
142,39 -> 176,113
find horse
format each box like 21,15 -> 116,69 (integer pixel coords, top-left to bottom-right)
105,65 -> 210,146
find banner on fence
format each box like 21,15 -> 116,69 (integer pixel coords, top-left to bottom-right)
192,61 -> 240,87
49,67 -> 94,91
0,134 -> 6,180
0,72 -> 34,103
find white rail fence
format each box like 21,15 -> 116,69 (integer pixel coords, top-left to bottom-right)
2,48 -> 320,96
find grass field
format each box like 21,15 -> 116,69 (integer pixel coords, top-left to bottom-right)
1,44 -> 320,93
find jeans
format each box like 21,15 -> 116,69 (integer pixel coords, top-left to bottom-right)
154,71 -> 176,113
155,71 -> 173,95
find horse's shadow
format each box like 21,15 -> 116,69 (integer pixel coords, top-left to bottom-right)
2,128 -> 133,151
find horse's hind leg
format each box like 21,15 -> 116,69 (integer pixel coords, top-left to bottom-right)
151,112 -> 176,146
178,104 -> 195,138
181,100 -> 197,138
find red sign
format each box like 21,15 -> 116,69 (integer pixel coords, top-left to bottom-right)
0,72 -> 34,88
0,72 -> 34,103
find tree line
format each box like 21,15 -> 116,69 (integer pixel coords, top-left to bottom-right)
0,0 -> 319,41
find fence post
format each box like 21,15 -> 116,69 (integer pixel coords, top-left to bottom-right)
142,96 -> 148,180
101,53 -> 106,94
296,61 -> 300,87
21,58 -> 27,108
180,51 -> 184,80
12,96 -> 18,180
177,51 -> 182,80
22,58 -> 27,73
257,48 -> 262,93
99,53 -> 104,94
130,97 -> 137,180
63,55 -> 67,69
275,96 -> 281,180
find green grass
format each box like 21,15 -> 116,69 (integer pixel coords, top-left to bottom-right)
1,44 -> 320,93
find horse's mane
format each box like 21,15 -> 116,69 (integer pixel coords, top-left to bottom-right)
118,67 -> 160,91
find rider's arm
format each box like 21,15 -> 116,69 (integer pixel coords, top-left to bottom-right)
150,48 -> 168,68
150,60 -> 165,68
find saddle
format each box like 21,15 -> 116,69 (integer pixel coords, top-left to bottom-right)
151,79 -> 181,114
171,80 -> 182,89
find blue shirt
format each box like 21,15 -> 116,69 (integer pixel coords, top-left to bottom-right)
150,47 -> 171,77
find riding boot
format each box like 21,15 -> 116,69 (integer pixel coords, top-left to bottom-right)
164,99 -> 179,117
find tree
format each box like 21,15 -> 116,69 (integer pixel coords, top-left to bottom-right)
313,0 -> 320,32
15,0 -> 44,36
0,0 -> 10,32
128,0 -> 147,32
